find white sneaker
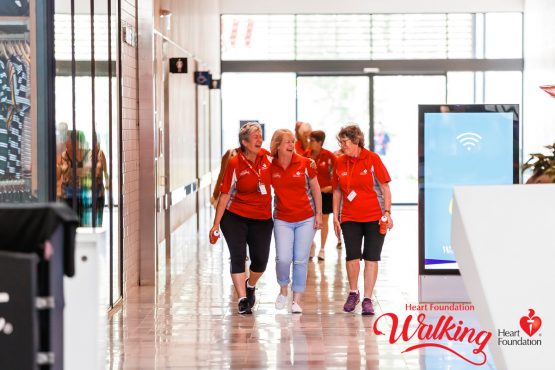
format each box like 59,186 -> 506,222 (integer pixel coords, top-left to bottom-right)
291,301 -> 303,314
275,294 -> 288,310
317,249 -> 325,261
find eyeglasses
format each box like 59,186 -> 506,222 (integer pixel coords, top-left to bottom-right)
338,138 -> 351,147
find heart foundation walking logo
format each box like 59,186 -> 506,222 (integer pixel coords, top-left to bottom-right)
519,309 -> 542,337
373,313 -> 492,366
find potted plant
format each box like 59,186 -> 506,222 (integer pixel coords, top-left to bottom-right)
523,142 -> 555,183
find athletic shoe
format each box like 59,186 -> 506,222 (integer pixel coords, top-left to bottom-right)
275,294 -> 288,310
291,302 -> 303,314
343,291 -> 360,312
245,279 -> 256,308
317,249 -> 325,261
361,298 -> 375,315
238,298 -> 252,314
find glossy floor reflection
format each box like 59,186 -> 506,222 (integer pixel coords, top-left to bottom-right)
107,206 -> 496,369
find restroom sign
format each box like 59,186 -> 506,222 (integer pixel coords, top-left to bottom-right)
170,58 -> 188,73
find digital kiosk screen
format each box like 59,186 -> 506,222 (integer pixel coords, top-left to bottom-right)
419,105 -> 519,274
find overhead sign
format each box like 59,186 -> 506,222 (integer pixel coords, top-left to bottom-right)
169,58 -> 187,73
210,79 -> 221,89
194,71 -> 212,86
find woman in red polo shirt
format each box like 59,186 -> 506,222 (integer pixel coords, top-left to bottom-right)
308,130 -> 338,261
270,129 -> 322,313
332,124 -> 394,316
210,122 -> 273,315
294,121 -> 312,156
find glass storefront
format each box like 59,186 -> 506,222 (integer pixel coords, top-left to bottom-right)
0,1 -> 36,201
54,0 -> 122,307
0,0 -> 122,307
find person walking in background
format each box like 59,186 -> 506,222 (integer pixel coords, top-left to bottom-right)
308,130 -> 337,261
294,121 -> 317,255
332,124 -> 393,315
55,121 -> 69,199
209,122 -> 273,315
373,122 -> 391,156
211,147 -> 238,207
93,135 -> 109,227
57,130 -> 93,226
294,121 -> 312,156
270,129 -> 322,313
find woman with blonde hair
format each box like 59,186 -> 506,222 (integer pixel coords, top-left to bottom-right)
270,129 -> 322,313
210,122 -> 273,314
294,121 -> 312,156
332,124 -> 393,315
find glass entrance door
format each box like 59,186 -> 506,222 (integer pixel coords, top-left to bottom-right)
373,75 -> 446,203
296,76 -> 369,153
296,74 -> 446,204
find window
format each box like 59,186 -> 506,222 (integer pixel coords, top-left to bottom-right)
221,13 -> 522,61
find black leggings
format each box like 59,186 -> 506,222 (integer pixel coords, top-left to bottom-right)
220,210 -> 273,274
341,221 -> 385,261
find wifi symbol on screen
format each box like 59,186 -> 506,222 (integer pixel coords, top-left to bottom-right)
456,132 -> 482,151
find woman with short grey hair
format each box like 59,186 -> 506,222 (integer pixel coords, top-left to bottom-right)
210,122 -> 273,315
332,124 -> 394,315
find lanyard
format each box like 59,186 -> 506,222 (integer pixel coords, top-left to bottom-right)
239,152 -> 262,182
346,157 -> 358,193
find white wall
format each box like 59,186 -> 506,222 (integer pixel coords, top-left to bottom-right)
158,0 -> 221,74
523,0 -> 555,160
220,0 -> 523,14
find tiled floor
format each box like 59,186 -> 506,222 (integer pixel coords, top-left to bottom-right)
107,206 -> 496,369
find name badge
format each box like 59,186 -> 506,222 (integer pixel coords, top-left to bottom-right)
258,183 -> 267,195
347,190 -> 357,202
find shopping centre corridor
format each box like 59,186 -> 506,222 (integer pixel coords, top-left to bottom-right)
107,206 -> 495,369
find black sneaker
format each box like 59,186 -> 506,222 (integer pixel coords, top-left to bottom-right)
238,298 -> 252,314
245,279 -> 256,308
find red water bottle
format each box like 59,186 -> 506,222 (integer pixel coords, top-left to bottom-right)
210,229 -> 220,244
379,215 -> 388,235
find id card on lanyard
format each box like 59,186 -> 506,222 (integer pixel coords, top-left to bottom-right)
240,152 -> 267,195
346,158 -> 358,202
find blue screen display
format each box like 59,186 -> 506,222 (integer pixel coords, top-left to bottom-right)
424,112 -> 514,270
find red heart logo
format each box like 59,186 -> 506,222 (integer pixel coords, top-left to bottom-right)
519,309 -> 542,337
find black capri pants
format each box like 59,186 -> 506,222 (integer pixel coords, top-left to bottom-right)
341,221 -> 385,262
220,210 -> 273,274
321,192 -> 333,215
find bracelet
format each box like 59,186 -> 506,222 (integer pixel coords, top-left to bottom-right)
384,210 -> 391,214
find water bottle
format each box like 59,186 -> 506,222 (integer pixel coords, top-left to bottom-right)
210,229 -> 220,244
379,215 -> 388,235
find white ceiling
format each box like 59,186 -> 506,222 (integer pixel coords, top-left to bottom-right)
219,0 -> 524,14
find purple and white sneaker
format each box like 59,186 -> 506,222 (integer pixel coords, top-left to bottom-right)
361,298 -> 375,315
343,291 -> 360,312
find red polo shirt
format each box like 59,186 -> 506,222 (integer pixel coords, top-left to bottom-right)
220,148 -> 272,220
271,153 -> 318,222
312,148 -> 336,189
332,148 -> 391,223
295,140 -> 311,157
